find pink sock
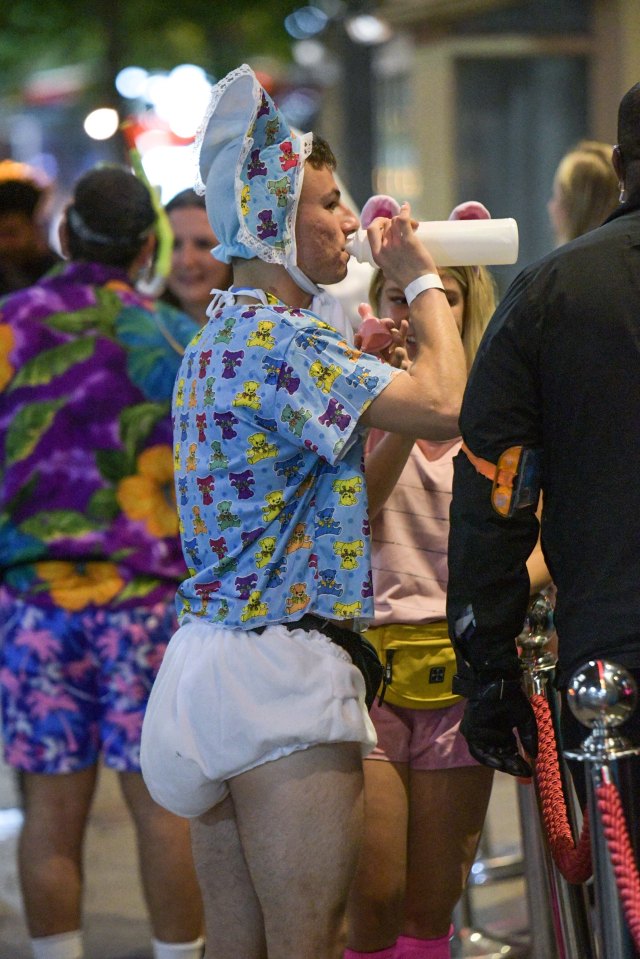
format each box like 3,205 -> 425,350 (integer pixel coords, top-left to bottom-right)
344,948 -> 396,959
394,926 -> 454,959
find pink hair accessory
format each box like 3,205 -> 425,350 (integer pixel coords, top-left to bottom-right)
448,201 -> 491,273
357,302 -> 394,354
448,200 -> 491,221
360,194 -> 402,229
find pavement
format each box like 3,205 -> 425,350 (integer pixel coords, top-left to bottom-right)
0,755 -> 529,959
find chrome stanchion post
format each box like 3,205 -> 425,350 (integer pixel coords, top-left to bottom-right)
452,599 -> 548,957
565,660 -> 640,959
519,588 -> 557,688
518,590 -> 595,959
518,590 -> 561,959
454,590 -> 565,958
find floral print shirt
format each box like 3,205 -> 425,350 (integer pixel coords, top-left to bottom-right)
0,261 -> 198,611
174,292 -> 398,629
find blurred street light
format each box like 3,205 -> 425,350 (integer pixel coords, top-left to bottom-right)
344,13 -> 392,45
115,67 -> 149,101
282,2 -> 393,204
116,63 -> 213,141
292,39 -> 326,67
284,6 -> 330,39
84,107 -> 119,141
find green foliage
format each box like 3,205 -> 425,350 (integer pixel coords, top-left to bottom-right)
0,0 -> 302,95
0,4 -> 102,87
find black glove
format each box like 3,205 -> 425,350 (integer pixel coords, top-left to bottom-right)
454,676 -> 538,777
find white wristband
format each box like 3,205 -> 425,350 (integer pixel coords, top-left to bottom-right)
404,273 -> 445,306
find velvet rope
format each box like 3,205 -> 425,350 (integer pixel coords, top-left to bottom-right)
530,691 -> 640,944
596,780 -> 640,953
530,693 -> 593,884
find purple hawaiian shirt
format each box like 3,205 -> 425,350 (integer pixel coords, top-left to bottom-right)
0,261 -> 198,611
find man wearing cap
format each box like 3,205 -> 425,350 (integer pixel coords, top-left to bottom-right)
140,64 -> 468,959
0,165 -> 204,959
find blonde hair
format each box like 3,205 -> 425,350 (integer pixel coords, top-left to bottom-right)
553,140 -> 619,242
369,263 -> 497,371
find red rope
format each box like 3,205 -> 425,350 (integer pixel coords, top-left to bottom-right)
529,691 -> 640,943
596,780 -> 640,953
530,693 -> 592,883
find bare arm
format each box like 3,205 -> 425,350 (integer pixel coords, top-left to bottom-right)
359,204 -> 467,440
527,543 -> 552,594
361,318 -> 417,518
527,498 -> 552,594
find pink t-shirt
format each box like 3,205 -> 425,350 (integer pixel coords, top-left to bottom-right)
368,432 -> 461,626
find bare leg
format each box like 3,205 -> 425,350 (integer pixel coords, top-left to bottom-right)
404,765 -> 494,938
119,771 -> 203,943
18,766 -> 98,936
345,759 -> 409,951
190,796 -> 268,959
230,742 -> 364,959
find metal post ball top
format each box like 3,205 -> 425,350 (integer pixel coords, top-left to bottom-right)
567,660 -> 637,729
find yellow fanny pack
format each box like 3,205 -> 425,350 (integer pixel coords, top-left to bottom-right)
364,621 -> 462,710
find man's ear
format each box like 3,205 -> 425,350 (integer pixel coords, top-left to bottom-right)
612,144 -> 623,181
58,216 -> 70,257
131,231 -> 157,274
141,231 -> 157,263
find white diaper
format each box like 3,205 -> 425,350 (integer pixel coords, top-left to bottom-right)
140,620 -> 376,817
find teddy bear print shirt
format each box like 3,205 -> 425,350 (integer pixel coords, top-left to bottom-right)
173,291 -> 399,630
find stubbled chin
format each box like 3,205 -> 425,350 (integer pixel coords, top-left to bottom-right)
332,259 -> 350,282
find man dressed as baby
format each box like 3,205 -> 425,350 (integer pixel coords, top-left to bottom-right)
141,63 -> 467,959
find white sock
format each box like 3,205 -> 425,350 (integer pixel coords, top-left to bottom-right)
151,936 -> 205,959
30,930 -> 83,959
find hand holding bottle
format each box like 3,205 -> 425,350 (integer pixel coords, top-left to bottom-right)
347,194 -> 519,267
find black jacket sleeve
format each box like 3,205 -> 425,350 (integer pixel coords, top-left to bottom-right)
447,265 -> 544,683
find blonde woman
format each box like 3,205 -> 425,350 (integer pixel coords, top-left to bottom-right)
344,257 -> 494,959
346,198 -> 549,959
548,139 -> 619,246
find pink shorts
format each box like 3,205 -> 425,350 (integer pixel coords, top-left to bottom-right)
367,699 -> 479,770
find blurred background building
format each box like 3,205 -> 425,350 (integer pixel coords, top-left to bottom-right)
0,0 -> 638,292
320,0 -> 639,289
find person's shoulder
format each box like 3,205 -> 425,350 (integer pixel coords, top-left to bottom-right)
243,301 -> 346,347
0,273 -> 55,318
282,306 -> 353,344
519,211 -> 634,297
0,285 -> 30,313
495,233 -> 587,309
151,299 -> 200,346
262,302 -> 325,328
